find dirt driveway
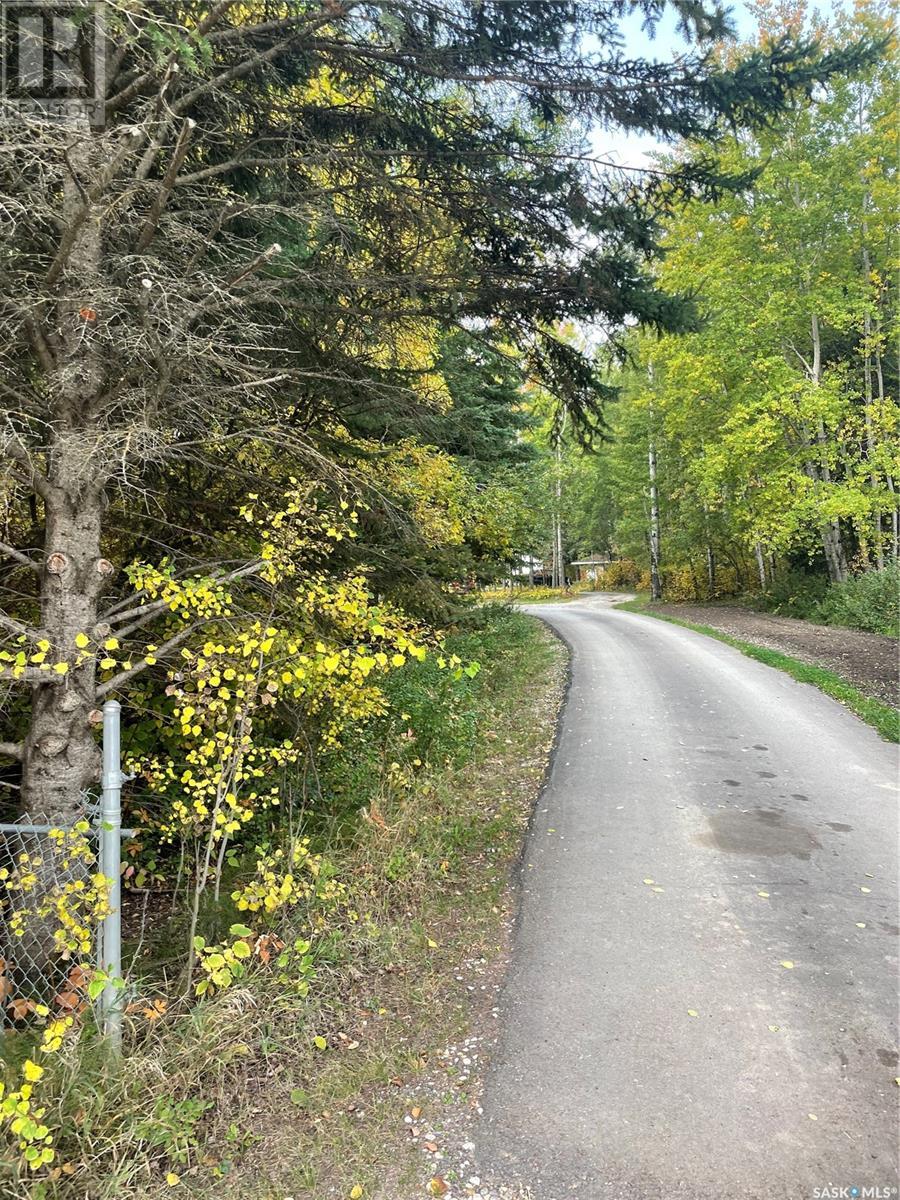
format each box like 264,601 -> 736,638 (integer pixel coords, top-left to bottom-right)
649,602 -> 898,707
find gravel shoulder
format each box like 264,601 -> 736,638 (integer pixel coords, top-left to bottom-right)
648,602 -> 898,706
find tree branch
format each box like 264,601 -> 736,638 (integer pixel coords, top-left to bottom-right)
0,541 -> 41,573
0,610 -> 39,640
1,429 -> 55,502
135,119 -> 196,252
96,622 -> 203,697
0,742 -> 23,761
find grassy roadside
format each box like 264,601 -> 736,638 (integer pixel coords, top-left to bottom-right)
617,596 -> 899,743
8,607 -> 565,1200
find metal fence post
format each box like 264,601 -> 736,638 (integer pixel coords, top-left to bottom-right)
99,699 -> 123,1052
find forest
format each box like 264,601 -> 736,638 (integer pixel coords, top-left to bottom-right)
0,0 -> 896,1196
522,0 -> 898,635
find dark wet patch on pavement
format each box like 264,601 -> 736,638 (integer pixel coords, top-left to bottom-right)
695,807 -> 822,859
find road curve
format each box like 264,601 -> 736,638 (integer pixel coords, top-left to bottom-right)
476,596 -> 899,1200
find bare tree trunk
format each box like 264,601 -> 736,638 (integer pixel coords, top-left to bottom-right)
20,121 -> 111,822
706,545 -> 716,599
807,315 -> 849,583
887,477 -> 900,564
648,429 -> 661,602
857,94 -> 885,571
552,414 -> 566,589
754,542 -> 767,591
874,346 -> 898,563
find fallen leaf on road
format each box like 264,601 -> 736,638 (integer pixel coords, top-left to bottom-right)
652,886 -> 664,893
410,1106 -> 422,1119
687,1009 -> 699,1017
757,891 -> 770,898
856,922 -> 866,929
807,1113 -> 818,1121
860,886 -> 871,894
643,878 -> 654,885
768,1025 -> 780,1032
428,1178 -> 449,1196
780,960 -> 794,969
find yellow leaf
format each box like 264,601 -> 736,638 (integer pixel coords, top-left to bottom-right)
856,922 -> 866,929
99,657 -> 116,669
860,886 -> 871,894
687,1010 -> 699,1018
767,1025 -> 780,1032
74,633 -> 90,649
427,938 -> 438,949
350,1188 -> 364,1199
757,891 -> 769,898
642,878 -> 654,885
652,886 -> 664,893
104,637 -> 119,651
780,961 -> 794,969
807,1113 -> 818,1121
166,1172 -> 181,1186
52,661 -> 69,675
22,1059 -> 44,1082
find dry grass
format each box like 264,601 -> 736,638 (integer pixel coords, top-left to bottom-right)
2,611 -> 565,1200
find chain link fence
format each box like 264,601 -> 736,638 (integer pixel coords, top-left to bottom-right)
0,701 -> 130,1048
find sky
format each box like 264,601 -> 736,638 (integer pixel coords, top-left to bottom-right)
588,1 -> 758,169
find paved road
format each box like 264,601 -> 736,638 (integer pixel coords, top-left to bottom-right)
477,596 -> 899,1200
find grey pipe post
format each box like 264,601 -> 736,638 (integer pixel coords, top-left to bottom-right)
100,699 -> 123,1052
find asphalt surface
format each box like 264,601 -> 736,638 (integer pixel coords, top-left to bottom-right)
477,595 -> 900,1200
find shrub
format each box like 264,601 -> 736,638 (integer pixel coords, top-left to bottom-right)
759,569 -> 830,620
812,565 -> 900,637
597,559 -> 641,589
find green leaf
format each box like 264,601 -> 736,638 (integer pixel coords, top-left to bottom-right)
229,923 -> 253,938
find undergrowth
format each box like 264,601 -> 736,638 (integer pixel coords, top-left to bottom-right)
1,605 -> 563,1200
754,565 -> 899,637
479,584 -> 585,604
